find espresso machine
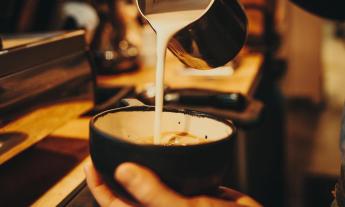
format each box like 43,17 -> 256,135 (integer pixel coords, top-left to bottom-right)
0,31 -> 95,162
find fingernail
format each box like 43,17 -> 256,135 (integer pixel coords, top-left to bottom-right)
115,163 -> 137,185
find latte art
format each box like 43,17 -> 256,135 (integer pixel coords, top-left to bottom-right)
124,132 -> 209,146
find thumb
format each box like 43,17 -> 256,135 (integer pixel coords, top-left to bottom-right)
115,163 -> 188,207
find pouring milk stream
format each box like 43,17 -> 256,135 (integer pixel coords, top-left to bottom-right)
139,0 -> 210,144
149,11 -> 204,144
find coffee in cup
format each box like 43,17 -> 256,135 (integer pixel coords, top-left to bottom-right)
119,131 -> 209,146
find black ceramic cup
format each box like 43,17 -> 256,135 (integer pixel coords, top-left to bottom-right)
90,99 -> 236,205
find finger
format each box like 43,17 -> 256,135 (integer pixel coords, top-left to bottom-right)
84,162 -> 132,207
189,196 -> 246,207
218,187 -> 262,207
115,163 -> 188,207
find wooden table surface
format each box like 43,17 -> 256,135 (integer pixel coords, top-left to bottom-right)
1,37 -> 45,49
0,52 -> 263,206
99,52 -> 263,96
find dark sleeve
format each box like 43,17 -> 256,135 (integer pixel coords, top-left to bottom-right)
290,0 -> 345,21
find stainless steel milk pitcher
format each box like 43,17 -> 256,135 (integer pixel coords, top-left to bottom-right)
137,0 -> 247,69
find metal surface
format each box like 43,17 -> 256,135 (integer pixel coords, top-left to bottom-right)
137,0 -> 247,69
0,31 -> 94,126
0,31 -> 95,162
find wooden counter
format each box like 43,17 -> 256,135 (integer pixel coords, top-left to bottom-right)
99,52 -> 263,96
0,52 -> 263,206
1,37 -> 45,49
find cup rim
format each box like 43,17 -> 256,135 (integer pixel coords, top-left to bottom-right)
90,105 -> 236,149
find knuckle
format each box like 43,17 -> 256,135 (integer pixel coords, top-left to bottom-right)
134,178 -> 159,202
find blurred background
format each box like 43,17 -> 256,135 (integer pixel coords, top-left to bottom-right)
1,0 -> 345,207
